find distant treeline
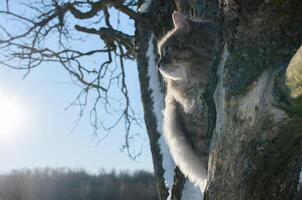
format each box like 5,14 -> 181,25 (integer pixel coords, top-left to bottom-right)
0,168 -> 159,200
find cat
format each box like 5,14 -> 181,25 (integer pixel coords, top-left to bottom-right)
157,11 -> 216,191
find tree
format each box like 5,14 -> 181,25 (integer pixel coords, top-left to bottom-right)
0,168 -> 159,200
0,0 -> 302,200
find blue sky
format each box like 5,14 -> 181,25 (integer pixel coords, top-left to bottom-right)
0,56 -> 153,174
0,2 -> 153,174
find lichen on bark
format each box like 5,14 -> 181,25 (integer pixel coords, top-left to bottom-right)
224,0 -> 302,95
286,45 -> 302,110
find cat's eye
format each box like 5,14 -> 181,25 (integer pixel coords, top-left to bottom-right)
160,46 -> 167,57
179,45 -> 189,50
165,46 -> 170,54
173,51 -> 182,59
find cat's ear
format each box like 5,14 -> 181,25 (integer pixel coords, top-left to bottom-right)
172,11 -> 190,31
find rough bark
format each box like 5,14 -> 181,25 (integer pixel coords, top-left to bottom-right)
204,0 -> 302,199
136,0 -> 302,200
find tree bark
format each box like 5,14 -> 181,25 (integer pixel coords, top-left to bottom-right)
205,0 -> 302,199
136,0 -> 302,200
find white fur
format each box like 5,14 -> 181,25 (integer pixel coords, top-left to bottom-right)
182,180 -> 203,200
163,89 -> 207,191
159,66 -> 187,81
146,34 -> 176,195
159,12 -> 208,192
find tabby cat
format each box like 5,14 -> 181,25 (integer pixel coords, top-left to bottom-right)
157,11 -> 216,190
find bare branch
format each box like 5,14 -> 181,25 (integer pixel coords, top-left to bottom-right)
63,0 -> 140,20
75,25 -> 135,58
117,44 -> 141,159
0,0 -> 141,159
5,0 -> 9,12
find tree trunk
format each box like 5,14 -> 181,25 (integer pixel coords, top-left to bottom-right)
136,0 -> 302,200
205,1 -> 302,199
135,1 -> 176,199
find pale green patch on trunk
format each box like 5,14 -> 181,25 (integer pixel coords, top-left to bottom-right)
286,45 -> 302,99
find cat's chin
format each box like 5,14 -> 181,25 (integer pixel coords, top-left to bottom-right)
159,69 -> 184,81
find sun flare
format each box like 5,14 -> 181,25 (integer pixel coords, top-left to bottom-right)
0,93 -> 26,139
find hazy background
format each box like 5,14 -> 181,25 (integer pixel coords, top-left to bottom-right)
0,168 -> 159,200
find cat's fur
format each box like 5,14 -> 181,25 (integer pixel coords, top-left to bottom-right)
157,12 -> 216,190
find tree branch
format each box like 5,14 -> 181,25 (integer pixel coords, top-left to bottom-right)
75,25 -> 136,58
63,0 -> 140,21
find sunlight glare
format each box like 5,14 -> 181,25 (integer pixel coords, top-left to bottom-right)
0,92 -> 26,139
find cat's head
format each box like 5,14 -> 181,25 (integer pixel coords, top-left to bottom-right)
157,12 -> 216,82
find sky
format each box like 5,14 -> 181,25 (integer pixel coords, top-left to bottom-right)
0,1 -> 153,174
0,58 -> 153,174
